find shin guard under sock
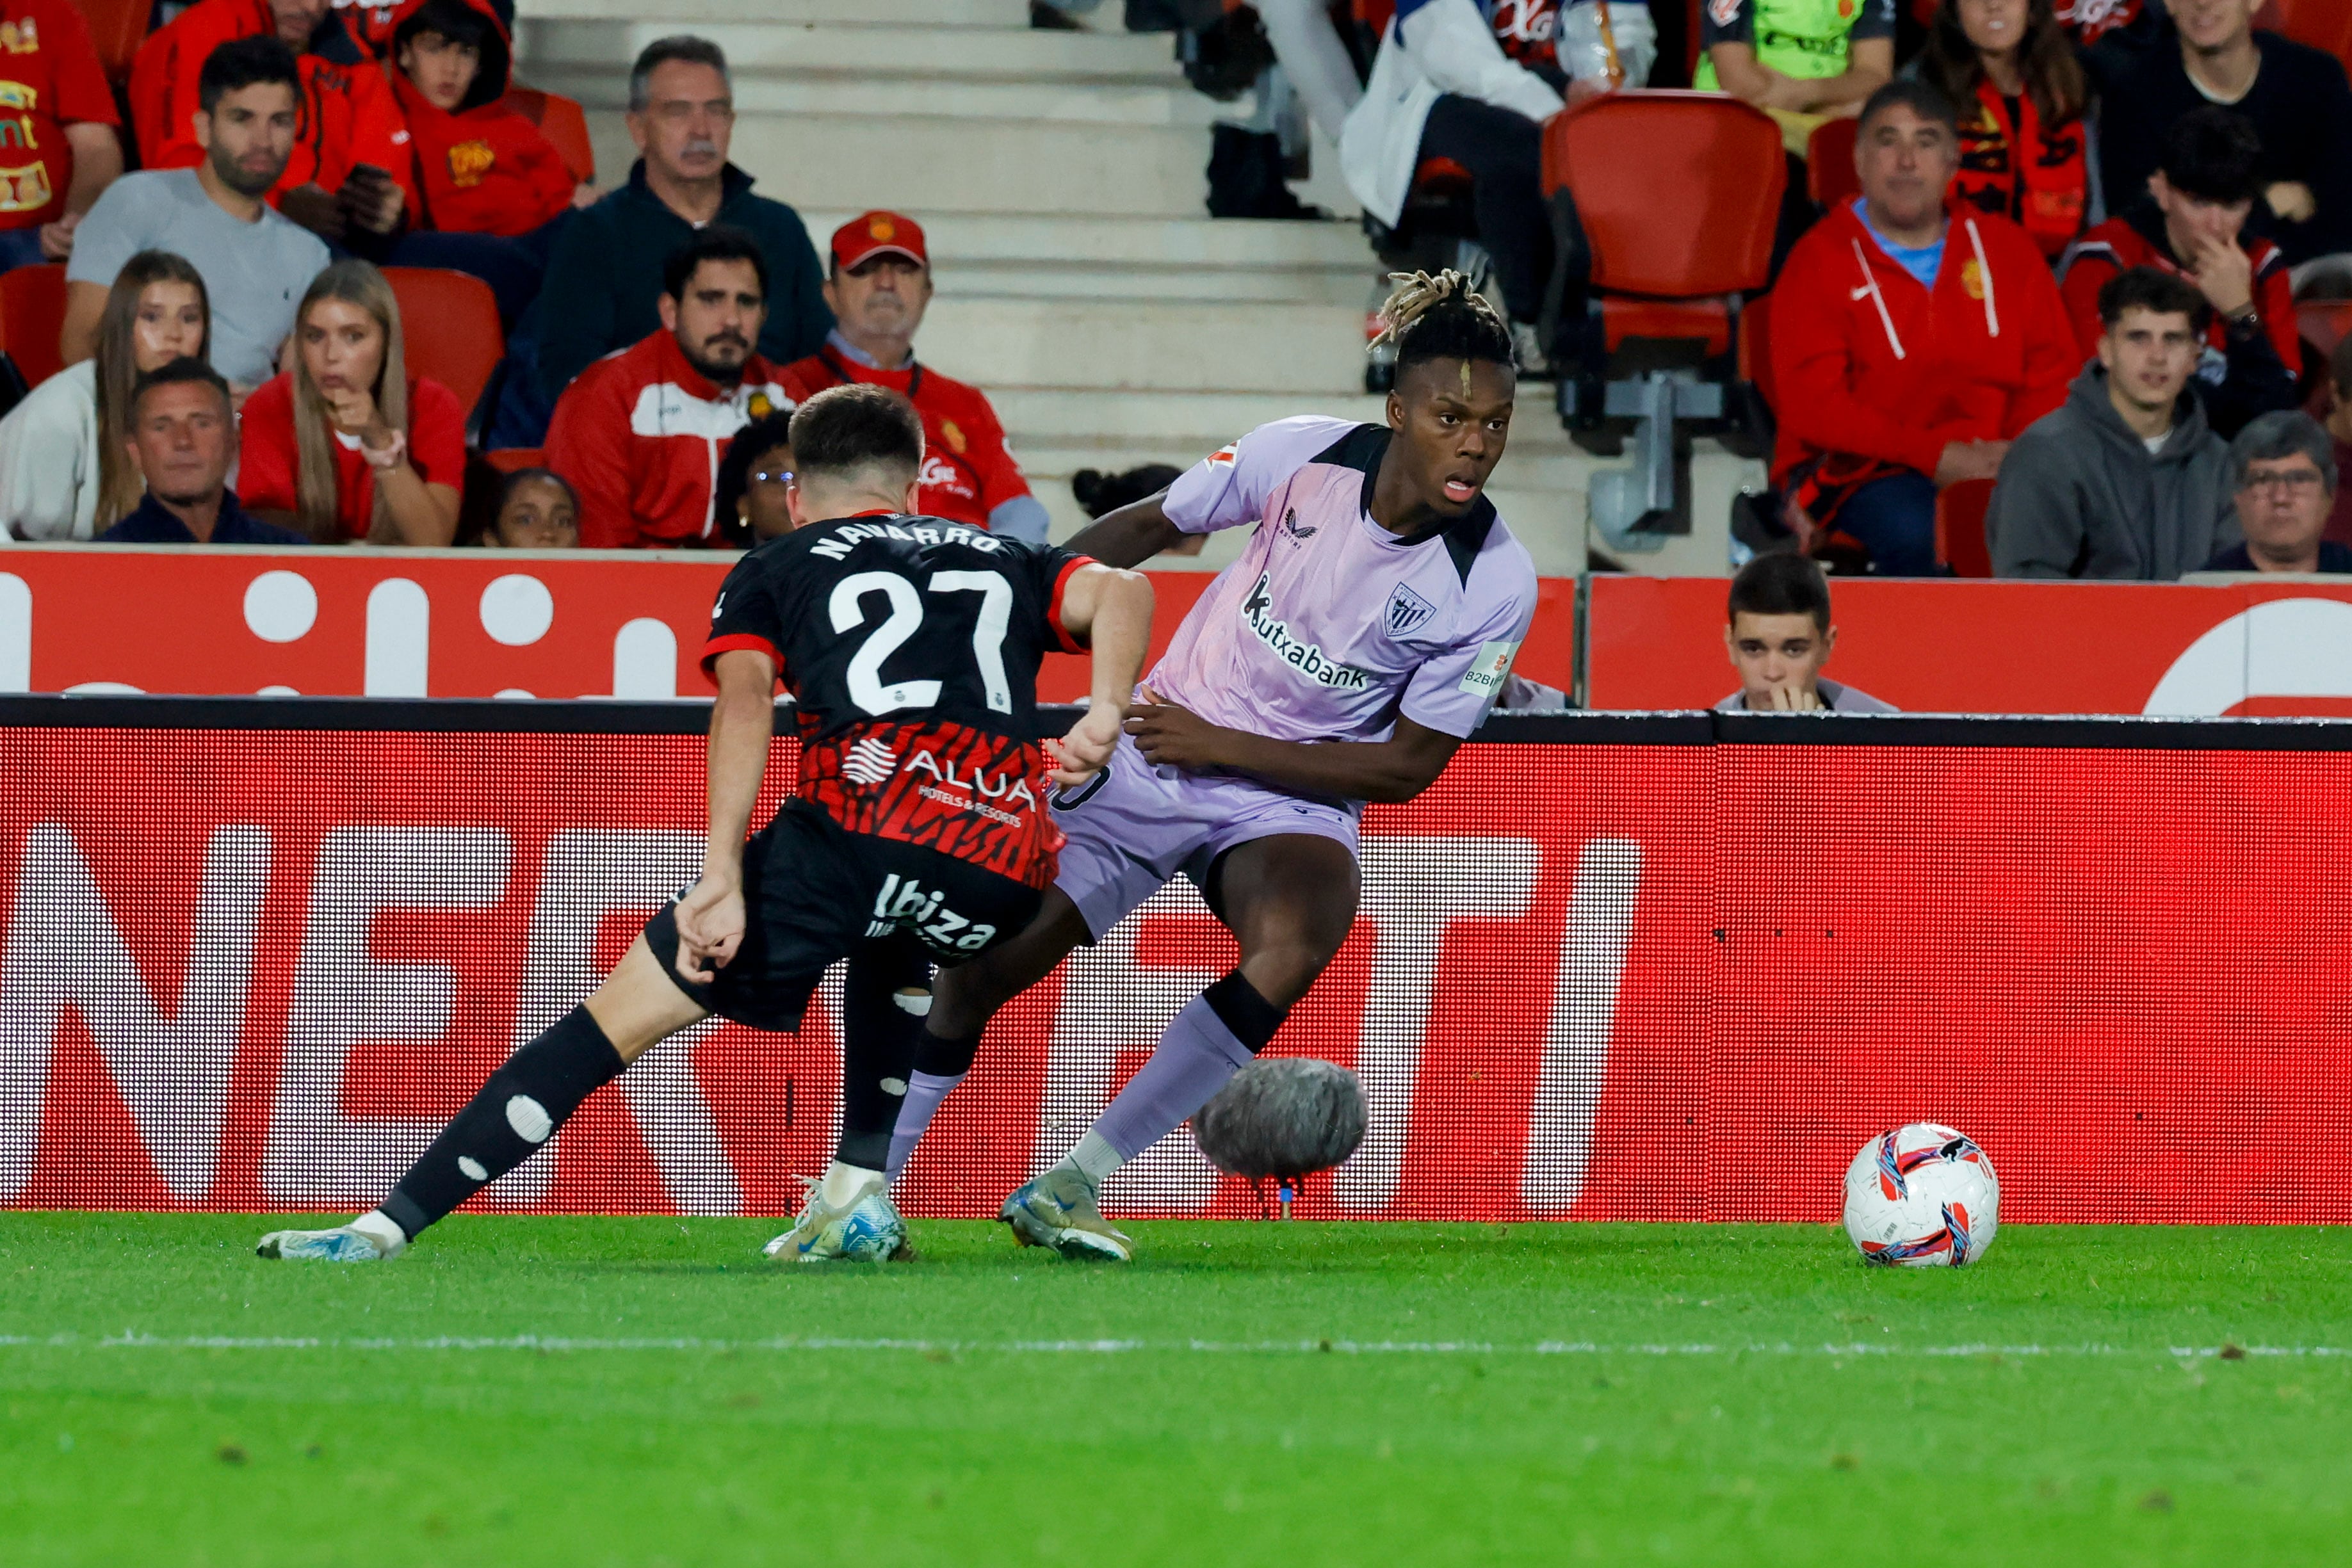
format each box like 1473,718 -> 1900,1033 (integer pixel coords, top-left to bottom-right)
834,946 -> 935,1171
380,1006 -> 624,1240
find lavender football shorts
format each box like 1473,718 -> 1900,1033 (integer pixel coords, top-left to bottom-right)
1048,732 -> 1361,941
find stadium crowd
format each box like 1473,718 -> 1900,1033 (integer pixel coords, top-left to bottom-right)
0,0 -> 2348,579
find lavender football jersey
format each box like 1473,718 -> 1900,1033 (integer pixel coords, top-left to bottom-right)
1153,416 -> 1538,744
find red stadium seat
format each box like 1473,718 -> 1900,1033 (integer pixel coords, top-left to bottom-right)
1541,91 -> 1785,544
502,85 -> 596,186
2298,300 -> 2352,360
384,266 -> 502,420
0,263 -> 67,389
2257,0 -> 2352,65
1806,116 -> 1862,209
1545,90 -> 1783,342
485,446 -> 547,474
1937,478 -> 1996,578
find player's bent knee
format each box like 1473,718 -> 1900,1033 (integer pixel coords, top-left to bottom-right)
1235,941 -> 1336,1012
585,935 -> 713,1065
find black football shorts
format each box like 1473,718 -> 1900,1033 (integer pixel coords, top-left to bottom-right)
644,800 -> 1043,1032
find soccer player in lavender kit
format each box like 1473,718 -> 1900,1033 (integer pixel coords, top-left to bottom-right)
884,271 -> 1539,1261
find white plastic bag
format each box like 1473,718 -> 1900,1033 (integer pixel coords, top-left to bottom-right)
1553,0 -> 1657,88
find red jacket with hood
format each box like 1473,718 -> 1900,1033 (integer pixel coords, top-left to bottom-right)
387,0 -> 573,236
131,0 -> 419,216
1771,199 -> 2079,486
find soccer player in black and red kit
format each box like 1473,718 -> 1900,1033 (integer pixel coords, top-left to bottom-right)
259,384 -> 1153,1263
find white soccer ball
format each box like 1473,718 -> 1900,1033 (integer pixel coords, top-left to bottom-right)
1842,1123 -> 2000,1267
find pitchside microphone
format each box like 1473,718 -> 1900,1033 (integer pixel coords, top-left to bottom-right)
1191,1058 -> 1368,1219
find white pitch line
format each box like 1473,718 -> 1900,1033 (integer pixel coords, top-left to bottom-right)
0,1334 -> 2344,1359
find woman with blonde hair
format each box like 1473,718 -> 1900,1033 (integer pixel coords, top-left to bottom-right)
239,259 -> 466,544
0,250 -> 210,539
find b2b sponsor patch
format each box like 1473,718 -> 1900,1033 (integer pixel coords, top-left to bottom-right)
1459,639 -> 1521,697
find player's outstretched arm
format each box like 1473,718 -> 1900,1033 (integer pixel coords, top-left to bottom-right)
1124,697 -> 1464,804
675,648 -> 777,983
1046,563 -> 1153,785
1066,489 -> 1187,569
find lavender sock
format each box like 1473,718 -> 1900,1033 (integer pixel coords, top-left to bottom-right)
886,1070 -> 963,1180
1088,985 -> 1269,1164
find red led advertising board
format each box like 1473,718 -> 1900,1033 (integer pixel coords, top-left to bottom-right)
4,703 -> 2346,1226
0,548 -> 1575,704
1588,574 -> 2352,716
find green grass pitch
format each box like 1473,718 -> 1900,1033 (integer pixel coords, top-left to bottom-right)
3,1214 -> 2348,1566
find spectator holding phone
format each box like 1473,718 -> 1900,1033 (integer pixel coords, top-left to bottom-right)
132,0 -> 418,245
238,258 -> 464,543
0,252 -> 211,540
380,0 -> 578,323
63,39 -> 331,392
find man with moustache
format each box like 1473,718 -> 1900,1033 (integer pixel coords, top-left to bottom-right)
544,228 -> 793,549
518,35 -> 829,423
61,36 -> 331,393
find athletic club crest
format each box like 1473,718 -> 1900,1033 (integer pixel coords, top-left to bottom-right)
1384,582 -> 1437,638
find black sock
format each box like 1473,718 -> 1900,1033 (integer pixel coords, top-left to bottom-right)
834,942 -> 934,1171
380,1006 -> 625,1240
911,1026 -> 982,1079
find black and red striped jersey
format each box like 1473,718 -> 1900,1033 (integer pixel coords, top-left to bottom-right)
701,510 -> 1092,887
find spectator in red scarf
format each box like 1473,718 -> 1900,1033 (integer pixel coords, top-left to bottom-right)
1915,0 -> 2095,262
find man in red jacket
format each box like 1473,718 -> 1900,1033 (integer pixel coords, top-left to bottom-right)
131,0 -> 416,245
2058,108 -> 2298,440
1771,79 -> 2079,575
545,227 -> 793,549
777,211 -> 1048,542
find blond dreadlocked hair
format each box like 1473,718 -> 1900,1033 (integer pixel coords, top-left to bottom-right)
1370,269 -> 1515,375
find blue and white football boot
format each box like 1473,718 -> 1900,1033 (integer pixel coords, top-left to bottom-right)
256,1212 -> 408,1261
1000,1168 -> 1131,1262
763,1174 -> 909,1263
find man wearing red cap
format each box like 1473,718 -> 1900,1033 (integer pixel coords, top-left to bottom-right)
775,211 -> 1049,542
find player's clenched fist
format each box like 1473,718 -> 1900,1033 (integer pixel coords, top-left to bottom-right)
672,875 -> 747,984
1046,704 -> 1123,786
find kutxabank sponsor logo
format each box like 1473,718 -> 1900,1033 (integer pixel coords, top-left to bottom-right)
1242,574 -> 1370,691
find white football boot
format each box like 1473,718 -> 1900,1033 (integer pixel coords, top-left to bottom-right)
763,1174 -> 910,1263
256,1211 -> 407,1262
1000,1168 -> 1131,1262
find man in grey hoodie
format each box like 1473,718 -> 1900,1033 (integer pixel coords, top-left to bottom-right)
1989,267 -> 2240,579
